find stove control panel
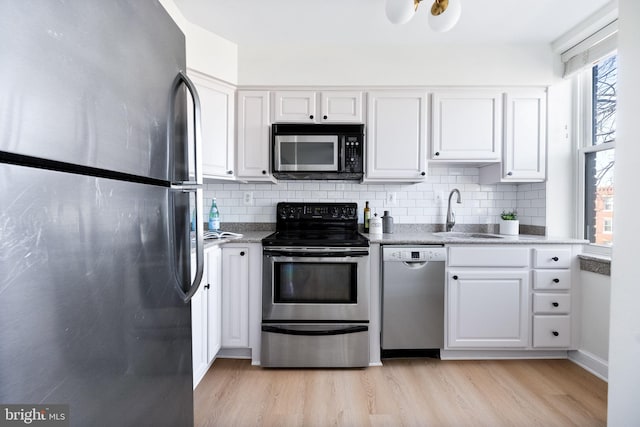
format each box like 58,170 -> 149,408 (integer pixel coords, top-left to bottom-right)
277,203 -> 358,221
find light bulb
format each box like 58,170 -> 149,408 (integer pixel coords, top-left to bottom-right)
428,0 -> 462,32
385,0 -> 416,25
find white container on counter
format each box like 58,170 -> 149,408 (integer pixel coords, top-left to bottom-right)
369,214 -> 383,235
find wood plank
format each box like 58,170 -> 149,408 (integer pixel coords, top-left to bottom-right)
194,358 -> 607,427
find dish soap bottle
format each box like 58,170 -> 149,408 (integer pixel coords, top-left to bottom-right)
363,201 -> 370,233
208,198 -> 220,231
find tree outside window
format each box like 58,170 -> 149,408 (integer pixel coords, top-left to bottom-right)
585,55 -> 616,246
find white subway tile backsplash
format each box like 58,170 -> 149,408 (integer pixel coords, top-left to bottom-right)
203,168 -> 546,228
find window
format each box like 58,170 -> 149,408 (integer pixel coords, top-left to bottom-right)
580,55 -> 616,250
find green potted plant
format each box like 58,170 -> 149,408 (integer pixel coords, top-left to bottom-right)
499,209 -> 519,235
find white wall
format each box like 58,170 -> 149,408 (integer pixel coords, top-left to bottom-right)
545,79 -> 575,238
159,0 -> 238,83
204,166 -> 545,227
238,43 -> 561,86
607,0 -> 640,424
579,271 -> 611,362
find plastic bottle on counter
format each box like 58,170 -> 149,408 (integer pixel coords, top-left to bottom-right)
382,210 -> 394,234
363,201 -> 370,233
208,198 -> 220,231
191,209 -> 196,231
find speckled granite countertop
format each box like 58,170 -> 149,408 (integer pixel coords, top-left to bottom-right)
365,232 -> 588,245
203,231 -> 273,249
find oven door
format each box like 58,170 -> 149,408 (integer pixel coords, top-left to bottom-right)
273,135 -> 339,172
262,248 -> 370,322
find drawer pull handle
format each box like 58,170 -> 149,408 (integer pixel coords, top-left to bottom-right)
552,302 -> 559,307
240,251 -> 245,256
552,331 -> 559,337
204,283 -> 210,290
309,115 -> 314,120
452,275 -> 459,280
551,256 -> 559,262
552,278 -> 560,283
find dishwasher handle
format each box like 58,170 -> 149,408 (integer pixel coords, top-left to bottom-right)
401,261 -> 430,269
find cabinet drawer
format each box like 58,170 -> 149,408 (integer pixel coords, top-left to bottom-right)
533,248 -> 572,269
533,315 -> 571,348
533,270 -> 572,290
448,247 -> 530,267
533,293 -> 571,314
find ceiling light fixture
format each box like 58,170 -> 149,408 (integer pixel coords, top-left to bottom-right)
385,0 -> 462,32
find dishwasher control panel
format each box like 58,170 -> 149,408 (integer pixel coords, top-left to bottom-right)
383,246 -> 446,262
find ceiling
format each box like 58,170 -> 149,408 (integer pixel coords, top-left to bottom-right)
173,0 -> 612,47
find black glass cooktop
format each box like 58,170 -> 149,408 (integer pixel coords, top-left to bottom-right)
263,202 -> 369,247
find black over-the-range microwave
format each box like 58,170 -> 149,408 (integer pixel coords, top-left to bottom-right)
271,123 -> 364,180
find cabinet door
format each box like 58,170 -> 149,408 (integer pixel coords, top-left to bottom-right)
447,271 -> 529,348
272,91 -> 317,123
366,91 -> 427,181
189,72 -> 235,179
236,91 -> 273,181
503,90 -> 546,180
431,91 -> 502,161
221,247 -> 250,348
191,253 -> 209,388
320,91 -> 363,123
206,247 -> 222,362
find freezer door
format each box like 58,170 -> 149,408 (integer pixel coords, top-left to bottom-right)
0,164 -> 193,427
0,1 -> 186,182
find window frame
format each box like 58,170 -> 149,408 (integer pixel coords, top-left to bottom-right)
575,55 -> 616,256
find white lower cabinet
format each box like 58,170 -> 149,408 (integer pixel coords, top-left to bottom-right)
221,246 -> 250,348
447,270 -> 529,348
533,315 -> 571,348
445,244 -> 579,354
192,246 -> 222,389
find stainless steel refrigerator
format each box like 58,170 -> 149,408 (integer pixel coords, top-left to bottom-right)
0,1 -> 205,426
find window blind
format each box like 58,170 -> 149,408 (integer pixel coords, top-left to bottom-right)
562,20 -> 618,77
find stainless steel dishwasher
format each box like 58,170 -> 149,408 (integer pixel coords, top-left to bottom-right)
382,245 -> 446,358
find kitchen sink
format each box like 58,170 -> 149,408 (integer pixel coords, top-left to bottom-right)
432,232 -> 505,239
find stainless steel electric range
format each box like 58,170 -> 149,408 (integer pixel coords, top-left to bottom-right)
261,202 -> 370,368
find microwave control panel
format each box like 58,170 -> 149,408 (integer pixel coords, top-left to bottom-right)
343,136 -> 363,173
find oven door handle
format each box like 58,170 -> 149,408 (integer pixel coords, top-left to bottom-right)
264,250 -> 369,258
261,325 -> 368,336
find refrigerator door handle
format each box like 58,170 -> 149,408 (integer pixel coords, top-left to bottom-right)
174,185 -> 204,303
170,70 -> 204,303
172,70 -> 203,187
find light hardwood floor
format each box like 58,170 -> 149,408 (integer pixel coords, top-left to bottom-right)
194,358 -> 607,427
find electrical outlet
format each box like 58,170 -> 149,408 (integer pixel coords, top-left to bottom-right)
386,192 -> 398,207
243,192 -> 254,206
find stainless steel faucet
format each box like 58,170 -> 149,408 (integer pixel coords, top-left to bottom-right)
446,188 -> 462,232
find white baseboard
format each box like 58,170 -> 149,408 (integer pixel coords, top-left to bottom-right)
568,349 -> 608,381
440,349 -> 568,360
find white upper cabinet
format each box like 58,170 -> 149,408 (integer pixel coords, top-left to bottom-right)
189,71 -> 235,179
320,91 -> 363,122
272,91 -> 317,123
431,90 -> 502,161
365,91 -> 428,182
272,90 -> 363,123
480,89 -> 547,183
236,91 -> 274,182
